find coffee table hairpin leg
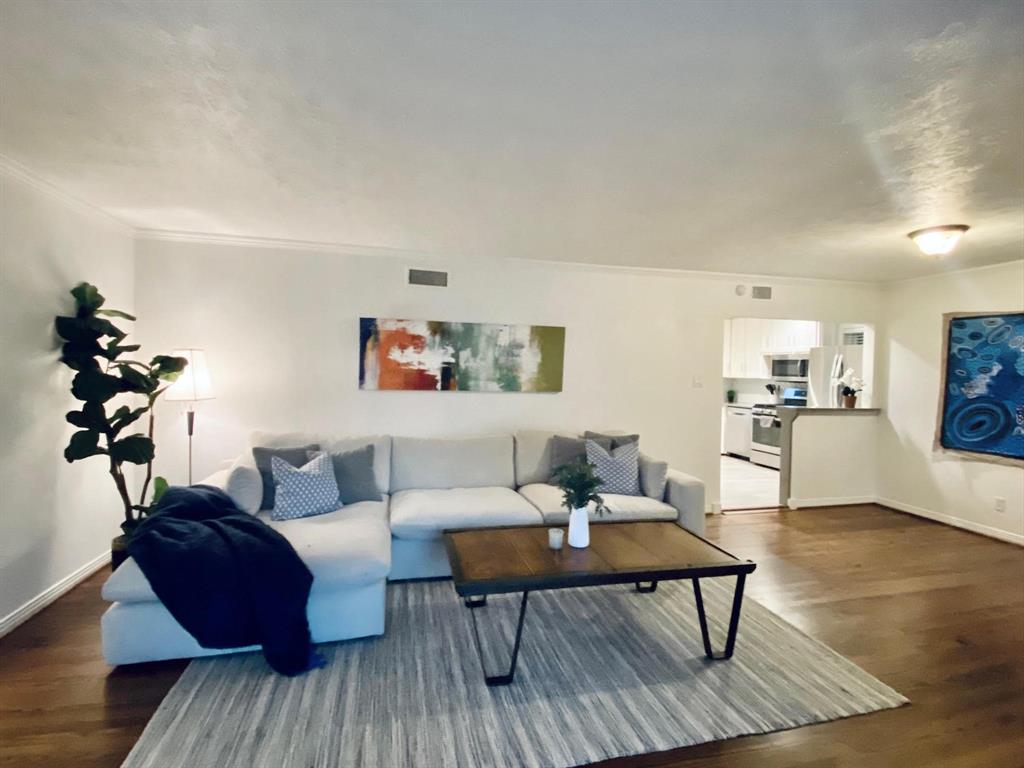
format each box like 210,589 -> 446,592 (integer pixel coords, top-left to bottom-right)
692,573 -> 747,660
466,591 -> 530,686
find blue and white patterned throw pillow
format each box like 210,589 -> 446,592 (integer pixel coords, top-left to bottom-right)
270,452 -> 341,521
585,439 -> 641,496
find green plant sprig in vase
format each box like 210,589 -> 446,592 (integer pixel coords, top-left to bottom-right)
551,457 -> 608,548
55,282 -> 188,553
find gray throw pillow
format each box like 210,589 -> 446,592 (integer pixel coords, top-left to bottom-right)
548,434 -> 611,483
307,444 -> 382,505
585,439 -> 641,496
584,431 -> 640,449
252,443 -> 319,510
639,453 -> 669,500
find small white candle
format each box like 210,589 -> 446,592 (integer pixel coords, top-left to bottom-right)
548,528 -> 565,550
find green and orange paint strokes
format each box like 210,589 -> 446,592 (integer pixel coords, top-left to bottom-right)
359,318 -> 565,392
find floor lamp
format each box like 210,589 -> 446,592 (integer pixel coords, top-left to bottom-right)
164,348 -> 215,485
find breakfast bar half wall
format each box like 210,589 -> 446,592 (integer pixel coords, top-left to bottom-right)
779,408 -> 882,509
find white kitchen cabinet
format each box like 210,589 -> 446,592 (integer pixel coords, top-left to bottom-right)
787,320 -> 819,352
723,317 -> 745,377
762,319 -> 817,354
744,319 -> 771,378
722,318 -> 769,378
724,318 -> 821,377
722,320 -> 732,378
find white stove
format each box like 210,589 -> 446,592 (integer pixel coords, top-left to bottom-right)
750,403 -> 781,469
749,387 -> 806,470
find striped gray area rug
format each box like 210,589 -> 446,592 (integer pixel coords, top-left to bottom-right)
123,579 -> 907,768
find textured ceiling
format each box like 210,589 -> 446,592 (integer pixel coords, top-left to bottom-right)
1,0 -> 1021,281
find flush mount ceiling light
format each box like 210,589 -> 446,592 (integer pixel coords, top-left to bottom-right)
907,224 -> 970,256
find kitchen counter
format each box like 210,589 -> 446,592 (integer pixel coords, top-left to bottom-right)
778,406 -> 881,415
726,404 -> 882,413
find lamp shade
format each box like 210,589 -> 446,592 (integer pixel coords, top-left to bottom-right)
164,348 -> 215,402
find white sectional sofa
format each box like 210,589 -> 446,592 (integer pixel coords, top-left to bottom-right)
101,431 -> 705,666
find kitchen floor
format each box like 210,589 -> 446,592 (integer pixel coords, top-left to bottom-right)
720,454 -> 780,510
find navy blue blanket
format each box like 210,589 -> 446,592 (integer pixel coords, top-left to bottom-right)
127,485 -> 319,676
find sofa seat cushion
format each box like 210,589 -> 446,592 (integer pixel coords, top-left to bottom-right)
518,483 -> 678,524
389,487 -> 542,541
102,499 -> 391,604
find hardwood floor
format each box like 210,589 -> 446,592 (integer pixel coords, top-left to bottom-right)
1,504 -> 1021,768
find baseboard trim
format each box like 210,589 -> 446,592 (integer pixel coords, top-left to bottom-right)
787,495 -> 877,510
876,497 -> 1024,546
0,551 -> 111,638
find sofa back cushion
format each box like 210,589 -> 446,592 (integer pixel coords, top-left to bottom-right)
390,435 -> 514,491
514,430 -> 558,486
251,432 -> 392,495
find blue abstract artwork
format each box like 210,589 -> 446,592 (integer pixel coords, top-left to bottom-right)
938,312 -> 1024,462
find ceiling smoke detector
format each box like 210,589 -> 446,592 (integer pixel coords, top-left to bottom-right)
907,224 -> 969,256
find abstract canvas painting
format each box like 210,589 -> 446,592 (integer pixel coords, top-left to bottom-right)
359,318 -> 565,392
936,311 -> 1024,464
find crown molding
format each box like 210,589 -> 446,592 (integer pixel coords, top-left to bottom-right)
133,227 -> 445,262
883,258 -> 1024,288
1,157 -> 946,289
502,255 -> 881,288
135,227 -> 880,288
0,153 -> 133,233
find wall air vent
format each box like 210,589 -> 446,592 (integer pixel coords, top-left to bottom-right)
751,285 -> 772,300
408,268 -> 448,287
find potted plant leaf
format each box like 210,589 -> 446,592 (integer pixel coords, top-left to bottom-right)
551,457 -> 608,548
55,282 -> 188,569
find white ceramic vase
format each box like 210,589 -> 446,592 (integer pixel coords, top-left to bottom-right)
567,506 -> 590,548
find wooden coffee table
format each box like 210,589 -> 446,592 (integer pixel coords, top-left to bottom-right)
442,521 -> 757,686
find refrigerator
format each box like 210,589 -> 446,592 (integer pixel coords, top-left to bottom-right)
808,345 -> 864,408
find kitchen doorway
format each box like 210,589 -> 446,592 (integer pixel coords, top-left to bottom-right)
720,454 -> 779,511
718,316 -> 875,512
721,401 -> 781,511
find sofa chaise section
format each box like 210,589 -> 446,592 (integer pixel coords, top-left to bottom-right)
100,436 -> 393,666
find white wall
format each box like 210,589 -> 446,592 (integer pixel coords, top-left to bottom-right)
877,261 -> 1024,544
0,162 -> 135,632
134,236 -> 884,508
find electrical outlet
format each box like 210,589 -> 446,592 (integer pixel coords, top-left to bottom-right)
692,376 -> 704,388
994,497 -> 1007,514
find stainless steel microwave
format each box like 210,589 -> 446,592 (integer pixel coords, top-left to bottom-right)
771,356 -> 808,380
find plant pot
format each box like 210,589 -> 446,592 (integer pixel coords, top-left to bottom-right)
842,394 -> 858,409
568,506 -> 590,548
111,534 -> 129,571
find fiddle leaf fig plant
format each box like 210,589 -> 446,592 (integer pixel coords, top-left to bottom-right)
55,282 -> 188,533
